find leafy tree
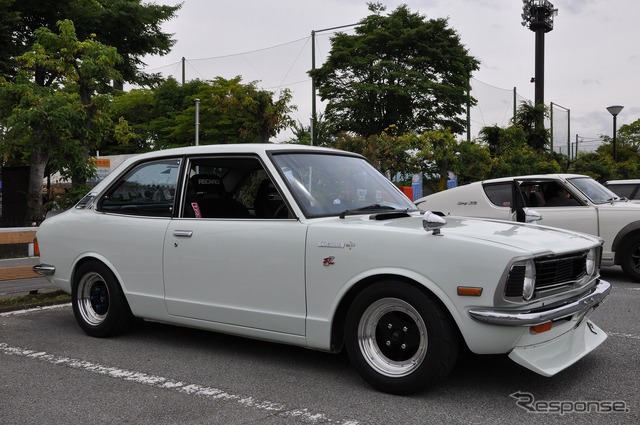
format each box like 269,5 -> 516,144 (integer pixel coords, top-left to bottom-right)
412,130 -> 460,191
287,113 -> 333,146
478,125 -> 560,177
512,101 -> 550,152
0,0 -> 21,78
311,3 -> 479,137
569,152 -> 617,182
5,0 -> 179,85
454,140 -> 491,185
477,125 -> 502,157
172,77 -> 294,145
593,117 -> 640,179
107,88 -> 156,154
0,20 -> 123,221
106,77 -> 295,151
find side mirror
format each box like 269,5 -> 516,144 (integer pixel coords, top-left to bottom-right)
423,211 -> 446,235
523,207 -> 542,224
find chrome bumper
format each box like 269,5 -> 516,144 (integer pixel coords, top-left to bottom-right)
32,263 -> 56,276
469,280 -> 611,326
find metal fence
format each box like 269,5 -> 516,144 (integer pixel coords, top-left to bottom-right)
144,33 -> 586,154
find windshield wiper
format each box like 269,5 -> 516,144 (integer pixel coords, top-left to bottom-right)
339,204 -> 398,219
606,196 -> 625,203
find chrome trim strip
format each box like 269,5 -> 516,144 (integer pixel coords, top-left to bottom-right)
32,263 -> 56,276
469,280 -> 611,326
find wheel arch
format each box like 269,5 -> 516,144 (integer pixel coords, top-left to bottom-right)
612,221 -> 640,264
330,274 -> 463,352
71,254 -> 124,290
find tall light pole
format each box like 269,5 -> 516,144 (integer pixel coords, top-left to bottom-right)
521,0 -> 558,107
607,105 -> 624,161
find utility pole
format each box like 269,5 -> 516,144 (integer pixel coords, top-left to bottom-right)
311,23 -> 359,146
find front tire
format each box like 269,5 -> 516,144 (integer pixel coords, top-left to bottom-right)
344,282 -> 459,395
620,234 -> 640,282
72,260 -> 134,337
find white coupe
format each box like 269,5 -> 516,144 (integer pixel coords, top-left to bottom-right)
416,174 -> 640,282
34,145 -> 610,394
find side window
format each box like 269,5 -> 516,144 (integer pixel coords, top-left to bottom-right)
608,184 -> 636,199
97,159 -> 181,217
182,157 -> 290,219
483,183 -> 512,207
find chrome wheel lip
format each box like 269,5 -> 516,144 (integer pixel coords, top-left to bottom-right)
358,297 -> 428,378
77,272 -> 110,326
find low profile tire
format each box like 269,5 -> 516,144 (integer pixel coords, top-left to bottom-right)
345,282 -> 459,395
620,234 -> 640,282
72,260 -> 134,337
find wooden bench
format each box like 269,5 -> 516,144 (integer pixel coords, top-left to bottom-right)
0,228 -> 38,262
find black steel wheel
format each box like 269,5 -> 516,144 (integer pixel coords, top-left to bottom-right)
344,281 -> 459,394
621,234 -> 640,282
72,260 -> 134,337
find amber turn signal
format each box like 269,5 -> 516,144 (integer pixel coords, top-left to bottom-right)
530,321 -> 553,334
457,286 -> 483,296
33,238 -> 40,257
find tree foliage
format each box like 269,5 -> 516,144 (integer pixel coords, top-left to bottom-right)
311,3 -> 479,137
5,0 -> 180,85
105,77 -> 295,153
0,20 -> 124,221
512,101 -> 550,152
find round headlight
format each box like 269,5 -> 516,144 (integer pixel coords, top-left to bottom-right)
522,259 -> 536,301
586,248 -> 597,276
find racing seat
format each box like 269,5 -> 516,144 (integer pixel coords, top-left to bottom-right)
188,174 -> 250,218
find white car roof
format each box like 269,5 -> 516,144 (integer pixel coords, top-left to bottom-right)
477,174 -> 590,184
605,179 -> 640,184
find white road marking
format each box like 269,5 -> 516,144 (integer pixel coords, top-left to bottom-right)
0,342 -> 359,424
609,332 -> 640,340
0,303 -> 70,317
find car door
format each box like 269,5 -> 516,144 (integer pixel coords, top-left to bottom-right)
519,179 -> 599,236
93,158 -> 181,301
162,155 -> 307,336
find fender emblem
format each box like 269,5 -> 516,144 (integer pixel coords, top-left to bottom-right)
323,256 -> 335,266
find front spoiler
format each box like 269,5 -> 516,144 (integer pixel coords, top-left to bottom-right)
468,280 -> 611,326
509,318 -> 607,377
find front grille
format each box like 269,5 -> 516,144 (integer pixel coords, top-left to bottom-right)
504,251 -> 588,300
535,253 -> 587,293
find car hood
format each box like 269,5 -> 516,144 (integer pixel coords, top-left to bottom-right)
326,213 -> 600,255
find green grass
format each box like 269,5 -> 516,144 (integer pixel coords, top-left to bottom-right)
0,290 -> 71,313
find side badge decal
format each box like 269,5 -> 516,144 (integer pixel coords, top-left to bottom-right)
323,256 -> 335,266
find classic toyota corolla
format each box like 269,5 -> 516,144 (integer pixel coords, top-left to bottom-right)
416,174 -> 640,282
34,145 -> 610,394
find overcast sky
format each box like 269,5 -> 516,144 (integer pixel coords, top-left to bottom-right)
144,0 -> 639,150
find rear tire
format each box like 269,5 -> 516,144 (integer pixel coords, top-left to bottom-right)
344,281 -> 459,395
620,234 -> 640,282
72,260 -> 134,337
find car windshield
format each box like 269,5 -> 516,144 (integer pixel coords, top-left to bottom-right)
271,152 -> 417,218
568,176 -> 621,204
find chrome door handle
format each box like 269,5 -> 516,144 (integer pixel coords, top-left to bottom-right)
173,230 -> 193,238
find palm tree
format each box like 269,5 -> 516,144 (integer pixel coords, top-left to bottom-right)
512,101 -> 550,152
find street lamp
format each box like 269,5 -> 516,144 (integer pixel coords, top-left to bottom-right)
606,105 -> 624,161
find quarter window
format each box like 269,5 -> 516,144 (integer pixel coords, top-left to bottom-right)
483,183 -> 512,207
97,159 -> 181,217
